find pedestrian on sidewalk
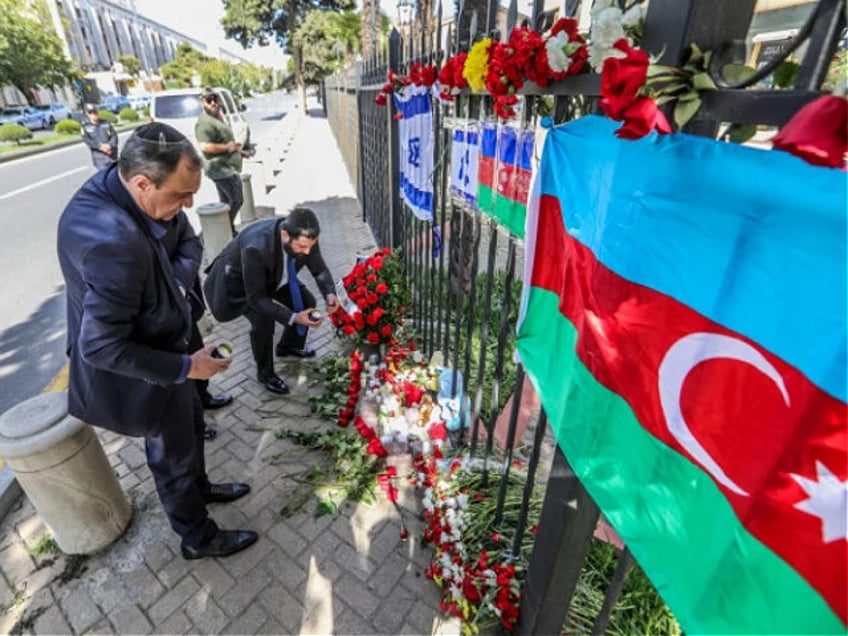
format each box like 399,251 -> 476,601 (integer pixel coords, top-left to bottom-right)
195,87 -> 244,235
81,104 -> 118,170
57,122 -> 257,560
203,208 -> 340,395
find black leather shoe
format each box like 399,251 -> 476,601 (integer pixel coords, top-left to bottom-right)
204,482 -> 250,503
203,425 -> 217,441
276,345 -> 316,358
181,529 -> 258,560
259,375 -> 290,394
202,394 -> 233,410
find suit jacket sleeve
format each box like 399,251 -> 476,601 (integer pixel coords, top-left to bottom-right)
241,244 -> 294,325
78,237 -> 185,385
168,213 -> 203,289
306,243 -> 337,299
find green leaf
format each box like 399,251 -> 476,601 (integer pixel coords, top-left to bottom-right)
674,95 -> 702,128
725,123 -> 757,144
692,72 -> 716,91
677,89 -> 701,102
773,61 -> 800,89
687,43 -> 704,65
722,63 -> 756,85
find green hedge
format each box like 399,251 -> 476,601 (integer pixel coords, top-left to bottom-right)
98,110 -> 117,123
55,119 -> 82,135
0,123 -> 33,144
118,107 -> 139,122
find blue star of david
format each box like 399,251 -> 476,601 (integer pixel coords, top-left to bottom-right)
408,137 -> 421,168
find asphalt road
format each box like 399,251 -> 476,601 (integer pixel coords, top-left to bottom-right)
0,90 -> 295,415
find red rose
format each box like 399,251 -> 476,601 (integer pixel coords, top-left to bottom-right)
367,332 -> 380,344
366,292 -> 379,305
772,95 -> 848,169
601,38 -> 649,103
342,324 -> 356,335
380,324 -> 392,337
375,282 -> 389,294
614,96 -> 672,139
374,93 -> 387,106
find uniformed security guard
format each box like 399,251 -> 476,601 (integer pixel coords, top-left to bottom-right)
81,103 -> 118,169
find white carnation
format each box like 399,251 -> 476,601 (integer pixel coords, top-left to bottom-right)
621,3 -> 645,29
545,32 -> 572,74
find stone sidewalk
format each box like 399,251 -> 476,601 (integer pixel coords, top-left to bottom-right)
0,100 -> 464,635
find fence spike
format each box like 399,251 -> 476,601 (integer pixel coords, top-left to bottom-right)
507,0 -> 518,35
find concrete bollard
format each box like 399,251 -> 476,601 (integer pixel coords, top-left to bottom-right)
0,392 -> 131,554
243,158 -> 267,203
197,202 -> 232,267
240,172 -> 257,225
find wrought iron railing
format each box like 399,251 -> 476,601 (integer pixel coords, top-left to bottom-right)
323,0 -> 845,631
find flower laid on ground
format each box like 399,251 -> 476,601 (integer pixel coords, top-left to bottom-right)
772,95 -> 848,168
330,247 -> 411,346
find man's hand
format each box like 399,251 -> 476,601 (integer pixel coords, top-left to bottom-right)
293,309 -> 323,328
187,345 -> 231,380
98,143 -> 112,155
325,294 -> 340,314
228,141 -> 242,154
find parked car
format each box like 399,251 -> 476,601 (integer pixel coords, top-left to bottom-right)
33,103 -> 72,126
0,106 -> 49,130
99,95 -> 131,114
149,87 -> 250,149
128,94 -> 151,111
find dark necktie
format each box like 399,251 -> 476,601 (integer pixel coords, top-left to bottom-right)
288,255 -> 306,336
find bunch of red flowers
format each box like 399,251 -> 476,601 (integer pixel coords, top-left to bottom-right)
337,350 -> 363,427
437,52 -> 469,101
599,39 -> 672,139
330,247 -> 410,346
375,63 -> 438,107
485,27 -> 545,118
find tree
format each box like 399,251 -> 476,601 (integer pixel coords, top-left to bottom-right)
221,0 -> 355,112
0,0 -> 74,104
116,54 -> 141,76
292,9 -> 361,84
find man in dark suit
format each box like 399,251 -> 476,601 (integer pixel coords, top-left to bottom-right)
203,208 -> 339,394
57,122 -> 256,559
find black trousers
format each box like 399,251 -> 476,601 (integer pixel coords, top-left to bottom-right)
213,174 -> 244,235
143,382 -> 216,547
245,283 -> 315,380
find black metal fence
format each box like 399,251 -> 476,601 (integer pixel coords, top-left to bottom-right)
324,1 -> 844,632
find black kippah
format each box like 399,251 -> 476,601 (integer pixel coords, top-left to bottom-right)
133,122 -> 187,146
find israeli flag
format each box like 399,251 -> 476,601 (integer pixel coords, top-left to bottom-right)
394,85 -> 434,221
450,125 -> 480,208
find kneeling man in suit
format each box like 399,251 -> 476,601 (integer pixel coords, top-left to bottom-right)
203,208 -> 339,394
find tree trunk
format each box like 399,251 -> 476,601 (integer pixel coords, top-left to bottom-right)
292,45 -> 307,112
361,0 -> 377,62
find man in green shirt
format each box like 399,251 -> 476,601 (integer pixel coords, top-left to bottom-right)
195,87 -> 244,235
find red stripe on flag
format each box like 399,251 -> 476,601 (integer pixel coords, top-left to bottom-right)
531,194 -> 848,622
496,163 -> 532,205
478,154 -> 496,190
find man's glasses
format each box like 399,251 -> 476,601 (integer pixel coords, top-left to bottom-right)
203,96 -> 218,104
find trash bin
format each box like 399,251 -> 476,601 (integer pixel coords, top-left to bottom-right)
0,391 -> 132,554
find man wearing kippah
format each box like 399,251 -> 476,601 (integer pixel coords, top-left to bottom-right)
81,103 -> 118,169
57,123 -> 257,559
195,87 -> 244,235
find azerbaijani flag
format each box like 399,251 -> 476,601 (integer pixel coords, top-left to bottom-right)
477,123 -> 534,237
517,115 -> 847,634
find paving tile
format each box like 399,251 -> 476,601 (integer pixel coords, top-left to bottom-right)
185,587 -> 229,634
155,608 -> 194,635
82,618 -> 117,635
223,603 -> 269,634
257,583 -> 305,634
123,562 -> 167,608
32,593 -> 74,634
333,573 -> 381,621
109,602 -> 153,634
60,583 -> 104,633
333,602 -> 380,636
190,557 -> 237,597
215,561 -> 272,618
266,521 -> 308,559
155,550 -> 192,588
147,574 -> 201,624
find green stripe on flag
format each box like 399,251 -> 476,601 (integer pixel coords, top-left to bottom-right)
517,287 -> 844,635
477,184 -> 526,238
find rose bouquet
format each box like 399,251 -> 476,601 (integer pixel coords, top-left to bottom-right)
330,247 -> 412,346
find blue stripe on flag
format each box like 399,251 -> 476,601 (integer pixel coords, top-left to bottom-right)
518,130 -> 534,170
394,91 -> 431,119
499,126 -> 517,165
400,172 -> 433,214
481,123 -> 497,159
540,115 -> 847,400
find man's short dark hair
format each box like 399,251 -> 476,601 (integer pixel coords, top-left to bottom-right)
118,123 -> 202,187
283,207 -> 321,240
85,104 -> 98,114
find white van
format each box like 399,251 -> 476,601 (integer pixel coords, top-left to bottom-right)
149,87 -> 250,149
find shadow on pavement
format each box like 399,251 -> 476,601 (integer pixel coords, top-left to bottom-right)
0,287 -> 67,414
307,107 -> 326,119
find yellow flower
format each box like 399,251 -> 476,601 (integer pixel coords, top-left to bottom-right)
463,38 -> 492,93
